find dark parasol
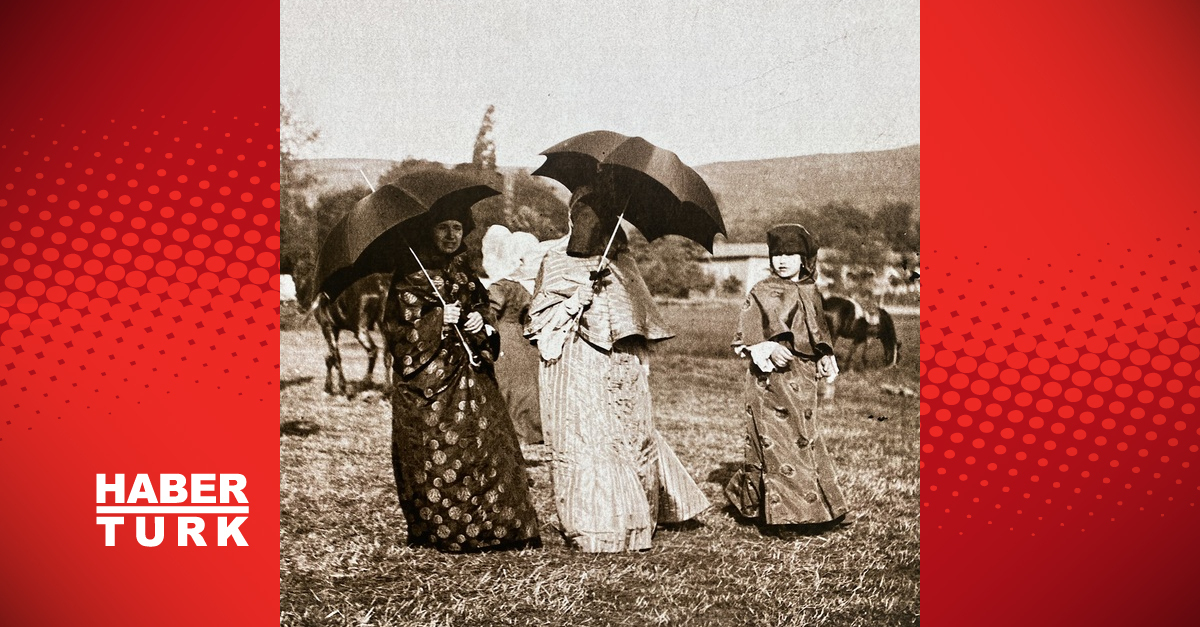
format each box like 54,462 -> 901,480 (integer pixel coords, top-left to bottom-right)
315,168 -> 501,301
531,130 -> 726,252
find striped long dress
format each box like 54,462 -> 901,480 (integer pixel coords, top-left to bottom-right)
527,248 -> 710,552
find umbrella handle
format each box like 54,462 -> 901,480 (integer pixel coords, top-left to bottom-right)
594,205 -> 628,274
450,323 -> 482,368
564,204 -> 629,342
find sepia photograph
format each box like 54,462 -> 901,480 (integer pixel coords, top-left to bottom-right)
279,1 -> 919,624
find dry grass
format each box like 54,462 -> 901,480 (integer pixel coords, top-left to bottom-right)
281,301 -> 919,626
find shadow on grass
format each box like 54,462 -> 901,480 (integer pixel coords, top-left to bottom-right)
280,376 -> 314,391
718,502 -> 849,538
760,517 -> 852,538
657,518 -> 706,532
281,419 -> 321,437
705,461 -> 741,486
350,377 -> 393,397
718,504 -> 762,529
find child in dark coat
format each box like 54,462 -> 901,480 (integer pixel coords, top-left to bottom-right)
725,224 -> 850,530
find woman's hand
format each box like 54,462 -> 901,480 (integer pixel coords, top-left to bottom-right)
817,354 -> 840,382
462,311 -> 485,333
768,343 -> 795,368
748,341 -> 785,372
442,303 -> 462,326
576,285 -> 595,308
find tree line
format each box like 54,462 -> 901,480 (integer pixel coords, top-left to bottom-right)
280,103 -> 918,303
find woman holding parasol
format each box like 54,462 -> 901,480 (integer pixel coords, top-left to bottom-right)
317,170 -> 541,553
382,210 -> 541,552
526,133 -> 721,552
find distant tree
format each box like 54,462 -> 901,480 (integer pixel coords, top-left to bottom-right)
720,274 -> 744,296
279,100 -> 321,305
285,186 -> 370,305
280,101 -> 320,191
313,186 -> 371,251
278,196 -> 311,277
503,171 -> 568,240
471,105 -> 497,171
810,201 -> 874,252
470,107 -> 567,242
874,201 -> 920,253
633,235 -> 715,298
376,158 -> 447,187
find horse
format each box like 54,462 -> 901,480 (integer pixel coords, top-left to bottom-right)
312,274 -> 391,397
822,294 -> 900,370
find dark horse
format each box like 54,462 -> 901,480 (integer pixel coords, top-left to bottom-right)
312,274 -> 391,396
822,295 -> 900,370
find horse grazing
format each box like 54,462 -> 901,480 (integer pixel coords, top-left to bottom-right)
822,295 -> 900,370
313,274 -> 390,397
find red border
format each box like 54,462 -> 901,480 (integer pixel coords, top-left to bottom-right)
923,1 -> 1200,623
5,1 -> 1200,624
0,2 -> 280,625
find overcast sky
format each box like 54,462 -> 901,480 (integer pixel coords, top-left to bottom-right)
281,0 -> 919,168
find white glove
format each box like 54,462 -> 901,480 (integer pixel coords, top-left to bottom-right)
538,329 -> 569,362
817,354 -> 840,382
748,341 -> 784,373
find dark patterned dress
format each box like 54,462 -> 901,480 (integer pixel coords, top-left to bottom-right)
725,275 -> 849,525
383,254 -> 541,552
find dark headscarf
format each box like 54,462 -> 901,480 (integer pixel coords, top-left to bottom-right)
767,224 -> 818,283
566,193 -> 627,258
407,211 -> 474,271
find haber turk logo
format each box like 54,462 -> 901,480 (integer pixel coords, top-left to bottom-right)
95,474 -> 250,547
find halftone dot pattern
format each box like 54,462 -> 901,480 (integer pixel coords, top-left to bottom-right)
922,231 -> 1200,534
0,109 -> 280,443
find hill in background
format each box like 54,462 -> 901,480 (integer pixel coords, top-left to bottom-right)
293,158 -> 406,202
697,144 -> 920,241
294,144 -> 919,243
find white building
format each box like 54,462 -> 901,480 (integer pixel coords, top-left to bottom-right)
699,242 -> 836,295
698,242 -> 918,299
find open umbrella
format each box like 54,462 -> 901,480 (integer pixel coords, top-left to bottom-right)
315,169 -> 502,367
315,169 -> 501,301
531,130 -> 726,252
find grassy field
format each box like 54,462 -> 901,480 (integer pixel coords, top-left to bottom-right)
281,301 -> 919,626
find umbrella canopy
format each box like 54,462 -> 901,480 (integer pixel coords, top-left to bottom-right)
316,169 -> 501,300
532,131 -> 726,251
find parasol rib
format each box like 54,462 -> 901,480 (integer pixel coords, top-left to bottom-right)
358,168 -> 376,193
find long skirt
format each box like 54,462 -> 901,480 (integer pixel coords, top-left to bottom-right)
725,359 -> 849,525
391,365 -> 541,552
494,320 -> 543,444
539,335 -> 710,552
